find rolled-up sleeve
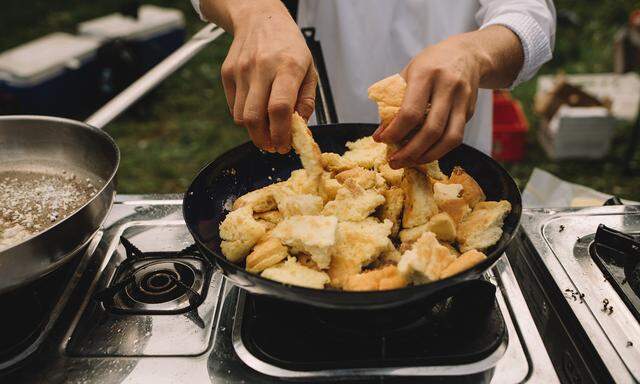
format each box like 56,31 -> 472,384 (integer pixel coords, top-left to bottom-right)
476,0 -> 556,87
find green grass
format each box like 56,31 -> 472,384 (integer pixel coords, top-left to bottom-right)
2,0 -> 640,199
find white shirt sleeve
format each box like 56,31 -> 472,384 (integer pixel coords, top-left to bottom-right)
476,0 -> 556,88
190,0 -> 207,22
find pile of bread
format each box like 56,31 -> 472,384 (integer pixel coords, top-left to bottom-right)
218,74 -> 511,291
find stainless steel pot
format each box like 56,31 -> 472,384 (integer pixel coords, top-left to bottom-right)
0,24 -> 224,294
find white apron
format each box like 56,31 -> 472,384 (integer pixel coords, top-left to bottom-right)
298,0 -> 493,154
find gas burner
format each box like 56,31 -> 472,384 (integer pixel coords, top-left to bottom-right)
96,237 -> 212,314
236,279 -> 505,374
590,224 -> 640,321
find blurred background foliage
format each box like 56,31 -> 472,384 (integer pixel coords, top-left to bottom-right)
1,0 -> 639,199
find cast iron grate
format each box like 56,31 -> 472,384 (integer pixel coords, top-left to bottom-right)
590,224 -> 640,322
95,237 -> 212,315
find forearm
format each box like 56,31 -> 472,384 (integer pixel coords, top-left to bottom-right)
199,0 -> 290,35
447,25 -> 524,89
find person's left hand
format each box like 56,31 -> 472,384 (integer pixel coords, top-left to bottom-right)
373,34 -> 485,169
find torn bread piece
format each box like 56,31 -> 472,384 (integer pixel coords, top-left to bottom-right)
256,219 -> 276,231
449,167 -> 486,208
261,257 -> 330,289
378,186 -> 404,237
328,218 -> 394,288
381,244 -> 403,264
440,249 -> 487,279
374,171 -> 389,193
342,137 -> 388,169
399,212 -> 457,244
219,206 -> 266,262
319,172 -> 341,202
367,73 -> 407,127
343,265 -> 408,291
335,167 -> 377,189
378,163 -> 404,186
297,253 -> 321,271
457,200 -> 512,252
246,237 -> 289,273
321,179 -> 385,222
320,152 -> 357,173
433,182 -> 471,224
397,231 -> 456,283
416,161 -> 448,181
437,198 -> 471,225
291,112 -> 323,189
275,193 -> 323,217
271,215 -> 338,269
232,185 -> 278,213
401,168 -> 438,228
444,242 -> 461,258
254,210 -> 283,225
434,183 -> 463,203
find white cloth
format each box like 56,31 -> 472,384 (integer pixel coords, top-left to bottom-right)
297,0 -> 555,154
191,0 -> 556,154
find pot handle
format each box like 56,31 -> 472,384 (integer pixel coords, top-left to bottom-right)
85,24 -> 224,129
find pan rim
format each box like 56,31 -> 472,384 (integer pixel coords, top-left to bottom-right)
183,123 -> 522,298
0,115 -> 120,255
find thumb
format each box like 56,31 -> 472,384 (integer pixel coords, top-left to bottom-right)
295,66 -> 317,121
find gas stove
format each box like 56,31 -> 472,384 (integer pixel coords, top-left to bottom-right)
508,204 -> 640,383
0,195 -> 557,383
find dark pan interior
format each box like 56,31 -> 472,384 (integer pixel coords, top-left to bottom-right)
183,123 -> 522,310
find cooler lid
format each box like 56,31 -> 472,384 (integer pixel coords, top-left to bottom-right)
0,32 -> 100,86
78,5 -> 185,41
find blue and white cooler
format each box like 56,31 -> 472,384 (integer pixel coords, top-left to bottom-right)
78,5 -> 185,99
0,33 -> 101,117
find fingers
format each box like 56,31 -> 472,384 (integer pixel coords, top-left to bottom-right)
221,41 -> 242,114
233,70 -> 248,126
221,63 -> 236,114
269,71 -> 303,153
244,73 -> 273,152
389,82 -> 455,168
416,99 -> 467,163
375,72 -> 432,143
295,67 -> 318,121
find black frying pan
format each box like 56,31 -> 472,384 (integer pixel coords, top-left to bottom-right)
183,123 -> 522,310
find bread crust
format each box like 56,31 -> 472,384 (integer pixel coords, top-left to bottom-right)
440,249 -> 487,279
246,237 -> 290,273
343,265 -> 408,291
448,167 -> 486,208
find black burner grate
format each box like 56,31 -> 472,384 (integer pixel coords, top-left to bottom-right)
590,224 -> 640,322
95,237 -> 212,315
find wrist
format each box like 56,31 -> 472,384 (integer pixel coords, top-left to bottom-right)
446,32 -> 496,85
226,0 -> 291,35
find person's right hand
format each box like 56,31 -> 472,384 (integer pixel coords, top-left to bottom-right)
220,0 -> 317,154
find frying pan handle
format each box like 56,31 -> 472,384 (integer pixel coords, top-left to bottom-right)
85,24 -> 224,129
302,28 -> 338,125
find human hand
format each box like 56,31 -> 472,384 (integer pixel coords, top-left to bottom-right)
373,34 -> 488,169
220,0 -> 317,153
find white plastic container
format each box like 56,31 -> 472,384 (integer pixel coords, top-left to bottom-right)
538,106 -> 616,159
536,73 -> 640,122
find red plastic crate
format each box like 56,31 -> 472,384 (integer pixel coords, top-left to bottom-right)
492,90 -> 529,162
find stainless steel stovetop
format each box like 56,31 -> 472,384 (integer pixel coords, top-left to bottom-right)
507,204 -> 640,383
1,195 -> 558,383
